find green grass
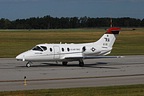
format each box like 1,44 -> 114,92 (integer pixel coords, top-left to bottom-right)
0,28 -> 144,58
113,28 -> 144,55
1,84 -> 144,96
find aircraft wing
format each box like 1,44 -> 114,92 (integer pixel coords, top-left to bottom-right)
65,56 -> 123,60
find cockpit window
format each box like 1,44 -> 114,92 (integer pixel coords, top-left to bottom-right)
32,46 -> 43,51
40,46 -> 47,51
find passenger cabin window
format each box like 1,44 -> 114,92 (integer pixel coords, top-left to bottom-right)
32,46 -> 43,51
50,48 -> 52,52
67,48 -> 70,51
62,48 -> 64,52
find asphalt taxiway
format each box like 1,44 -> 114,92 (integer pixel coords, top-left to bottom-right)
0,55 -> 144,91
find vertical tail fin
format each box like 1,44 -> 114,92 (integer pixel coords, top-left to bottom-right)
95,27 -> 121,48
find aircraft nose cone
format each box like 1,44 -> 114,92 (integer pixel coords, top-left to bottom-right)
16,54 -> 25,61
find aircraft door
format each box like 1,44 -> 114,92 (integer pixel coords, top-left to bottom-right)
53,46 -> 60,59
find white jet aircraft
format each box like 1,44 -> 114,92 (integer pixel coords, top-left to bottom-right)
16,27 -> 121,67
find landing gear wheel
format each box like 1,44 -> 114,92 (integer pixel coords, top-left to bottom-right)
62,62 -> 68,66
79,60 -> 84,67
26,62 -> 31,67
26,63 -> 31,67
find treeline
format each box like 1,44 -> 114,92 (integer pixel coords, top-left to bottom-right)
0,15 -> 144,29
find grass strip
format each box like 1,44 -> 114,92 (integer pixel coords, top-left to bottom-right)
0,28 -> 144,58
0,84 -> 144,96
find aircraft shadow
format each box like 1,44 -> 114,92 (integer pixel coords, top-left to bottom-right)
17,62 -> 119,69
84,62 -> 119,69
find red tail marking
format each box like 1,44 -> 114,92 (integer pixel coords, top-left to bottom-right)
106,27 -> 121,34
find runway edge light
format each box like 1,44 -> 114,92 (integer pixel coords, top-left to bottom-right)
24,76 -> 27,86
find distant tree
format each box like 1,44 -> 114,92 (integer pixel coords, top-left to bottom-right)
0,16 -> 143,29
141,19 -> 144,27
0,18 -> 11,29
79,16 -> 88,27
69,17 -> 79,28
114,17 -> 141,27
59,17 -> 70,28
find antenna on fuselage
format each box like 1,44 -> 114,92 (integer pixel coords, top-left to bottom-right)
110,18 -> 113,27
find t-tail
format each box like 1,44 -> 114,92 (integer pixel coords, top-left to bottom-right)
94,27 -> 121,54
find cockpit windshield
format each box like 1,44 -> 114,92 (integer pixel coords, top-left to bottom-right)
32,46 -> 47,51
32,46 -> 43,51
41,46 -> 47,51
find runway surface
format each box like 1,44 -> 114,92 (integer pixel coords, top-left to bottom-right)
0,55 -> 144,91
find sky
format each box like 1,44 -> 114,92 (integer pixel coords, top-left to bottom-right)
0,0 -> 144,20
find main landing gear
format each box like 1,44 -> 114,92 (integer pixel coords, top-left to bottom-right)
62,60 -> 84,67
79,59 -> 84,67
26,61 -> 32,67
62,61 -> 68,66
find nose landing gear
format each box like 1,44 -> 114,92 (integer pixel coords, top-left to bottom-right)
26,61 -> 32,67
